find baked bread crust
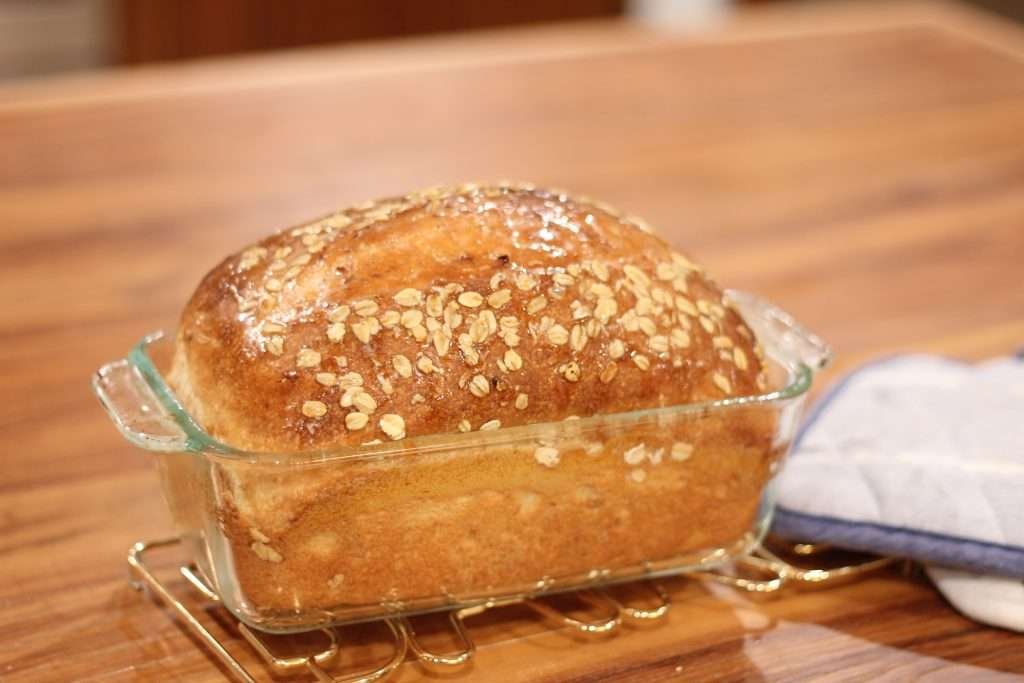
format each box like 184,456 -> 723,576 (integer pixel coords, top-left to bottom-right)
169,183 -> 765,452
165,183 -> 777,622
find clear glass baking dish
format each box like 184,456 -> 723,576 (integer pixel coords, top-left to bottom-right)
93,290 -> 830,633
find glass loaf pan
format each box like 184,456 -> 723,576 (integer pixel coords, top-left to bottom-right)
94,291 -> 830,633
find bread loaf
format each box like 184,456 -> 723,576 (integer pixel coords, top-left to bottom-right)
171,183 -> 765,450
167,183 -> 777,621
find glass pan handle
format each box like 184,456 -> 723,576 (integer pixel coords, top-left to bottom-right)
93,357 -> 190,453
727,289 -> 833,371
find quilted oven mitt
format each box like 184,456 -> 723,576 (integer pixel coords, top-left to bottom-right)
772,353 -> 1024,631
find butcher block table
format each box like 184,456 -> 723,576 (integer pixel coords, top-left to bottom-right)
2,0 -> 1023,680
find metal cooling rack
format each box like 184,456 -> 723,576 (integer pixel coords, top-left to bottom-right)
128,537 -> 898,682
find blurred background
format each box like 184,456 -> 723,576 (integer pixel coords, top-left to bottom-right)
2,0 -> 1022,81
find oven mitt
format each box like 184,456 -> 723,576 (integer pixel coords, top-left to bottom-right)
926,566 -> 1024,633
772,353 -> 1024,579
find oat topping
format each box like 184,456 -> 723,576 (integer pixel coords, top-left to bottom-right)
223,188 -> 758,448
351,319 -> 378,344
629,468 -> 647,483
588,282 -> 613,300
352,391 -> 377,415
623,264 -> 650,288
671,329 -> 691,349
713,336 -> 734,349
469,374 -> 491,397
503,349 -> 523,371
315,372 -> 337,386
393,288 -> 423,307
479,310 -> 498,335
249,527 -> 271,544
570,324 -> 589,352
425,294 -> 444,318
599,363 -> 618,384
560,361 -> 581,382
433,329 -> 452,356
328,305 -> 350,323
353,299 -> 379,317
638,317 -> 657,337
469,315 -> 490,343
302,400 -> 328,418
570,301 -> 591,320
345,412 -> 369,430
379,414 -> 406,440
326,322 -> 346,342
675,297 -> 697,317
655,262 -> 676,281
480,419 -> 502,431
458,291 -> 484,308
547,324 -> 569,345
400,309 -> 424,329
594,297 -> 617,323
553,272 -> 575,287
488,289 -> 512,308
338,372 -> 363,388
515,273 -> 537,291
296,348 -> 321,368
339,387 -> 359,408
251,542 -> 283,563
624,444 -> 647,465
671,442 -> 694,462
392,355 -> 413,378
534,446 -> 560,468
238,247 -> 267,272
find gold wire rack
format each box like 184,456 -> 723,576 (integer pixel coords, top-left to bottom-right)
128,537 -> 899,682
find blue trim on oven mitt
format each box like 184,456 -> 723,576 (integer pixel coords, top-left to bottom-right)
771,353 -> 1024,578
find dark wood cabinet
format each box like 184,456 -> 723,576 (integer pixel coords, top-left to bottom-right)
116,0 -> 624,64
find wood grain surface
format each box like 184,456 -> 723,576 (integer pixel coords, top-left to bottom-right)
2,1 -> 1023,680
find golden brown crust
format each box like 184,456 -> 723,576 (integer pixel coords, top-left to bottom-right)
218,412 -> 781,617
169,183 -> 766,452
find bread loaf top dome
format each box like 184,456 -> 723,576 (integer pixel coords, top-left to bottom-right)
168,183 -> 765,451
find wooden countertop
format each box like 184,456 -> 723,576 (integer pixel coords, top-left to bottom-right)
2,1 -> 1023,680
